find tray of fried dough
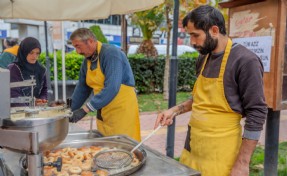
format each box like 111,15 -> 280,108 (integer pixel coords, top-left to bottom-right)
43,139 -> 147,176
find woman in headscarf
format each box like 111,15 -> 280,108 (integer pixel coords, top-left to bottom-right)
8,37 -> 47,107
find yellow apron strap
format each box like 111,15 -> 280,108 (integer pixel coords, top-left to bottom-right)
199,55 -> 209,75
199,38 -> 232,78
219,39 -> 232,80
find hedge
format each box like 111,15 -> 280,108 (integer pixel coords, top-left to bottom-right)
39,51 -> 198,93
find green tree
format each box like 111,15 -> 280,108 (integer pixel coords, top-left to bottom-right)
130,6 -> 165,58
163,0 -> 227,100
179,0 -> 228,27
162,0 -> 173,100
89,25 -> 108,43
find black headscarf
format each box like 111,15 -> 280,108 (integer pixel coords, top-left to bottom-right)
15,37 -> 46,98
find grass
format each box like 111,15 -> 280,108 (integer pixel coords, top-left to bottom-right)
173,142 -> 287,175
137,92 -> 191,112
250,142 -> 287,176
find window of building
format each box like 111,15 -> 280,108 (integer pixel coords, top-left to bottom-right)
83,15 -> 121,25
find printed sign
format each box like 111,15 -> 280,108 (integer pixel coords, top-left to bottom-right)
0,30 -> 7,39
233,36 -> 272,72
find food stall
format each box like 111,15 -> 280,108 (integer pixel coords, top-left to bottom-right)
0,68 -> 200,176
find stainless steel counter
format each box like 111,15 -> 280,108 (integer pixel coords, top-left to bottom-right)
64,131 -> 201,176
0,131 -> 200,176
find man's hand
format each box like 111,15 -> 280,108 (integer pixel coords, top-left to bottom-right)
69,108 -> 88,123
154,109 -> 177,128
35,99 -> 48,106
48,100 -> 65,107
154,99 -> 193,129
230,159 -> 249,176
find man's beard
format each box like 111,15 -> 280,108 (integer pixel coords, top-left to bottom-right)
194,32 -> 218,55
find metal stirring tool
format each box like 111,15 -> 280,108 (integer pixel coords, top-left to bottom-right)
93,125 -> 163,169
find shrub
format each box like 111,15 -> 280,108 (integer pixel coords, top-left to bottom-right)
39,51 -> 198,93
39,51 -> 84,80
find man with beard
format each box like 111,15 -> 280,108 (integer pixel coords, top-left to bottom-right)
154,5 -> 267,176
68,28 -> 141,142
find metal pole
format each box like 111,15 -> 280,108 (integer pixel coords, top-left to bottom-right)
121,15 -> 128,54
44,21 -> 53,101
53,49 -> 58,100
264,108 -> 280,176
166,0 -> 179,158
61,22 -> 66,101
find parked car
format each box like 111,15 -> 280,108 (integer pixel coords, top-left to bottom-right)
128,44 -> 197,56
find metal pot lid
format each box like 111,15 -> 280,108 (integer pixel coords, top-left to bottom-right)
4,106 -> 71,127
10,106 -> 67,114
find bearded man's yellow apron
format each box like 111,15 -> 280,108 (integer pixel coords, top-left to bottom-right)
179,39 -> 242,176
86,42 -> 141,142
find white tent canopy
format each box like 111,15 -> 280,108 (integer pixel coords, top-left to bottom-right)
0,0 -> 163,20
0,0 -> 164,100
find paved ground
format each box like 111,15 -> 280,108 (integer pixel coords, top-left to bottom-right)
71,110 -> 287,157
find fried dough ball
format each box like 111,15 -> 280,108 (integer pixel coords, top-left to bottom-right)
68,166 -> 82,174
61,164 -> 71,171
48,150 -> 61,158
62,157 -> 73,164
78,147 -> 91,153
83,153 -> 92,160
56,171 -> 69,176
61,153 -> 71,159
81,171 -> 93,176
96,169 -> 109,176
43,166 -> 57,176
71,159 -> 83,167
90,146 -> 101,152
80,160 -> 92,171
131,157 -> 140,167
68,151 -> 76,157
74,153 -> 84,161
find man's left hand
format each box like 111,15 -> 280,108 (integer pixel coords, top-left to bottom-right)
69,108 -> 88,123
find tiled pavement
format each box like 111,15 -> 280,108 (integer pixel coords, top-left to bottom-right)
71,110 -> 287,157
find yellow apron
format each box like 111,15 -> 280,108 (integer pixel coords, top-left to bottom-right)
179,39 -> 242,176
4,45 -> 19,56
86,42 -> 141,142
